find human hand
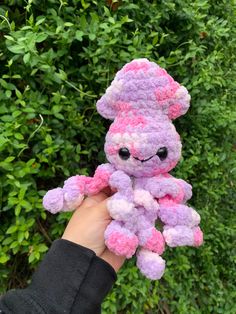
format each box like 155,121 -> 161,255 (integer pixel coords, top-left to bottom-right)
62,189 -> 125,272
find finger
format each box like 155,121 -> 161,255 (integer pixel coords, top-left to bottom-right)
73,195 -> 112,221
101,186 -> 113,197
88,197 -> 112,219
100,248 -> 126,272
79,192 -> 109,210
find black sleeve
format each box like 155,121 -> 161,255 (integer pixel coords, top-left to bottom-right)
0,239 -> 117,314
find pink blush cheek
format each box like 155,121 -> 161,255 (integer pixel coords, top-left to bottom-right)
168,160 -> 179,169
130,144 -> 138,156
105,145 -> 118,156
153,160 -> 178,175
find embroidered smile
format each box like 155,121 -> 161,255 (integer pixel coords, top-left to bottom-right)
133,155 -> 154,163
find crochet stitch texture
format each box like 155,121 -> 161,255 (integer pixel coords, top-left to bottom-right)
43,59 -> 203,280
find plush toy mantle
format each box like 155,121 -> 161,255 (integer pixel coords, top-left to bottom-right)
43,59 -> 203,280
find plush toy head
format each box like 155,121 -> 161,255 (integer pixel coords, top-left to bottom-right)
96,59 -> 191,177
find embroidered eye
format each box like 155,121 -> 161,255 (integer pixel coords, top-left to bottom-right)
118,147 -> 130,160
156,147 -> 168,160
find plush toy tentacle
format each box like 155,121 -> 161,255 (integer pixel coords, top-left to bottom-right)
133,189 -> 159,213
107,170 -> 137,221
138,227 -> 165,255
136,248 -> 166,280
176,179 -> 193,203
107,192 -> 137,221
104,220 -> 139,258
163,225 -> 203,247
43,187 -> 68,214
145,177 -> 183,201
159,198 -> 203,247
43,175 -> 87,213
85,163 -> 115,195
158,203 -> 201,227
109,170 -> 133,196
43,163 -> 115,214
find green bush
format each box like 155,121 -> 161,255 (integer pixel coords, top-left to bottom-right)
0,0 -> 236,313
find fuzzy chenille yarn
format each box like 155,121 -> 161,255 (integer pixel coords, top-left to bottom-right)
43,59 -> 203,280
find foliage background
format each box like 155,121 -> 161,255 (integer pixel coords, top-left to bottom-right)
0,0 -> 236,313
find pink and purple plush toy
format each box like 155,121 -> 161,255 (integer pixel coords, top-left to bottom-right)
43,59 -> 203,280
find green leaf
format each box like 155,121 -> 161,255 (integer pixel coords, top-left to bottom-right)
25,231 -> 29,239
1,115 -> 13,122
7,44 -> 25,54
12,110 -> 22,118
15,204 -> 22,216
0,78 -> 15,90
5,90 -> 12,98
17,231 -> 25,243
4,35 -> 15,41
15,89 -> 23,99
0,255 -> 10,264
23,52 -> 30,64
75,30 -> 84,41
45,134 -> 52,144
88,33 -> 96,40
14,133 -> 24,140
38,244 -> 48,253
52,105 -> 62,114
35,17 -> 46,26
2,237 -> 13,246
35,33 -> 48,43
80,15 -> 87,31
28,252 -> 35,263
64,22 -> 73,27
4,156 -> 15,163
6,225 -> 18,234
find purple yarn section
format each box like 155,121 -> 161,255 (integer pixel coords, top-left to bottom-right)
109,170 -> 133,198
142,176 -> 181,198
138,228 -> 154,246
63,176 -> 84,208
105,220 -> 129,238
159,204 -> 200,227
137,249 -> 166,280
43,188 -> 65,214
178,179 -> 193,202
107,194 -> 137,221
163,225 -> 196,247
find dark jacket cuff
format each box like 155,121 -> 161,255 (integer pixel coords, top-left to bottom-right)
0,239 -> 116,313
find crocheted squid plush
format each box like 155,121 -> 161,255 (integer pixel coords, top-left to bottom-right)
43,59 -> 203,280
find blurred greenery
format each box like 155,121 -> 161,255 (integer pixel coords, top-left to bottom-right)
0,0 -> 236,313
